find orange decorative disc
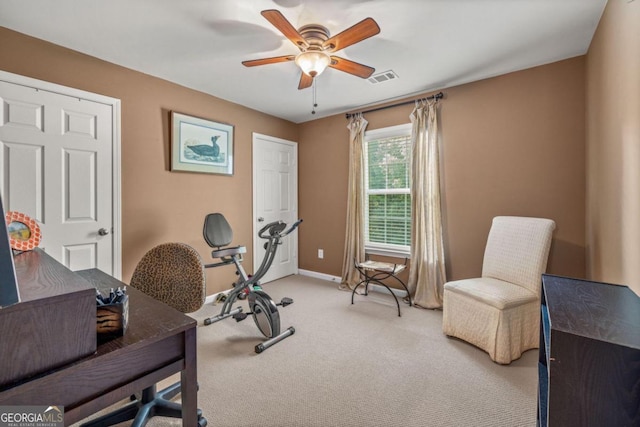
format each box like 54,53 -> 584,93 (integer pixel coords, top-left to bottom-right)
5,211 -> 41,252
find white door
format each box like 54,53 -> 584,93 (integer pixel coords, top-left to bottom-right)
252,133 -> 298,284
0,72 -> 121,276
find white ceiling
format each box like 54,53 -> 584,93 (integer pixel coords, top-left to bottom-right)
0,0 -> 607,123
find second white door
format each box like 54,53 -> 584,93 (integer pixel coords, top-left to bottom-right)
252,133 -> 298,283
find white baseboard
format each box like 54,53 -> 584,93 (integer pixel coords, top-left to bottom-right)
298,269 -> 341,283
206,270 -> 409,303
298,269 -> 408,298
204,271 -> 339,304
366,283 -> 408,298
205,288 -> 232,305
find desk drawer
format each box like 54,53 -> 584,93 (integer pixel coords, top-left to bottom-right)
0,332 -> 185,406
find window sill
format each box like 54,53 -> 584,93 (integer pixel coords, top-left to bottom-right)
365,247 -> 410,259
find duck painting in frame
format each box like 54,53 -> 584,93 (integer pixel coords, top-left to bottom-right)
171,111 -> 234,175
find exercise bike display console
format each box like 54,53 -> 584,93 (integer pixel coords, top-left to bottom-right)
202,213 -> 302,353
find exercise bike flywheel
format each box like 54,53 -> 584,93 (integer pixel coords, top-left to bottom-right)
250,290 -> 280,338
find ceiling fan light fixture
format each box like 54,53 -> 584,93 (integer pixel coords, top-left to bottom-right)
295,51 -> 331,77
245,10 -> 380,90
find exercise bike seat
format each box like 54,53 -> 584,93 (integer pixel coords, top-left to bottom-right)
203,213 -> 246,259
211,245 -> 246,259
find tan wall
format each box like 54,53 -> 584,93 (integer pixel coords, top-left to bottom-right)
585,0 -> 640,295
0,28 -> 299,295
1,27 -> 590,295
299,57 -> 587,283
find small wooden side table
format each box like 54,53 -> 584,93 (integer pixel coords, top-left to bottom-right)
352,259 -> 412,316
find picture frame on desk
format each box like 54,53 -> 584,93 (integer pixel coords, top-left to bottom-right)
5,210 -> 41,252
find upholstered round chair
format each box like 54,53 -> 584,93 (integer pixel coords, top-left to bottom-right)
130,242 -> 206,313
83,242 -> 207,427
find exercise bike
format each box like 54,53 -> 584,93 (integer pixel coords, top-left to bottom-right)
202,213 -> 302,353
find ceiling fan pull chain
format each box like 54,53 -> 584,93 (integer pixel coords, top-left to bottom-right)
312,78 -> 318,115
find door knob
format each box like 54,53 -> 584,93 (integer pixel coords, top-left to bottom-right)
98,228 -> 110,236
258,217 -> 264,222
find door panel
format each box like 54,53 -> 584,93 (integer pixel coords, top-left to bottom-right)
253,134 -> 298,283
64,243 -> 98,271
3,142 -> 45,221
65,149 -> 97,221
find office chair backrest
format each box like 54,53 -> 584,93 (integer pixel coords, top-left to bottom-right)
203,213 -> 233,248
130,242 -> 206,313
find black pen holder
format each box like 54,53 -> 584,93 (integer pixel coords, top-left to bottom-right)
96,294 -> 129,338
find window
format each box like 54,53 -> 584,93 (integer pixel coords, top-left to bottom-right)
364,123 -> 412,256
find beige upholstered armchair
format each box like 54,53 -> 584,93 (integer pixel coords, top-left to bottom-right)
442,216 -> 556,364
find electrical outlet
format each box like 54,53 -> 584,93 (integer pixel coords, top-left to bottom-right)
318,249 -> 324,259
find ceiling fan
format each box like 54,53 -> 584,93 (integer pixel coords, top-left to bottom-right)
242,9 -> 380,90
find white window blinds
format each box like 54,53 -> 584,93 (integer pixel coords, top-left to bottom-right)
364,124 -> 412,255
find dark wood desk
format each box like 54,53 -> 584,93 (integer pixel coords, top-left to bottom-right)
0,266 -> 199,427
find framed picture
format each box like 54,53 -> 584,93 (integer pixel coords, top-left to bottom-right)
171,111 -> 234,175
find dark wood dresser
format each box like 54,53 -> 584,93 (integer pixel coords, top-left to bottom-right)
538,274 -> 640,427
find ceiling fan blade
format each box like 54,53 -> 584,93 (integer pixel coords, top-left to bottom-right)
329,56 -> 375,78
323,18 -> 380,52
242,55 -> 296,67
261,9 -> 309,50
298,73 -> 313,90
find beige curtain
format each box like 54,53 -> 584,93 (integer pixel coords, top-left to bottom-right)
340,114 -> 368,289
407,99 -> 447,308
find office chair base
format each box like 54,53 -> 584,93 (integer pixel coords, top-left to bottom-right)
81,383 -> 206,427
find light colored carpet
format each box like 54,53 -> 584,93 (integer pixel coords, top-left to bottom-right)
80,274 -> 538,427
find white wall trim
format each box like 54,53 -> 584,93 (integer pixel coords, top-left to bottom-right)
204,269 -> 408,304
205,288 -> 232,306
298,269 -> 408,298
298,269 -> 341,283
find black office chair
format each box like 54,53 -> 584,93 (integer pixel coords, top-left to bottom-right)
82,243 -> 207,427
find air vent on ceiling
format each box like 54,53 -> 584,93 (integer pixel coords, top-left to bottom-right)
368,70 -> 399,84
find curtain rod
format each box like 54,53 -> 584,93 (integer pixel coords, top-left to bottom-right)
345,91 -> 444,119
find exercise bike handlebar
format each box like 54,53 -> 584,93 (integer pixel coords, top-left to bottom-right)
258,218 -> 303,240
247,219 -> 302,287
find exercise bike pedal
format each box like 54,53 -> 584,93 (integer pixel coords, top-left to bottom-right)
233,312 -> 248,322
278,297 -> 294,307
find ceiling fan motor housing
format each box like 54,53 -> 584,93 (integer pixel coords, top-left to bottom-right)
298,24 -> 330,49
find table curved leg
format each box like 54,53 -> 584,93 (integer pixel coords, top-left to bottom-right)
352,263 -> 408,316
351,280 -> 367,304
369,280 -> 401,317
388,275 -> 412,306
